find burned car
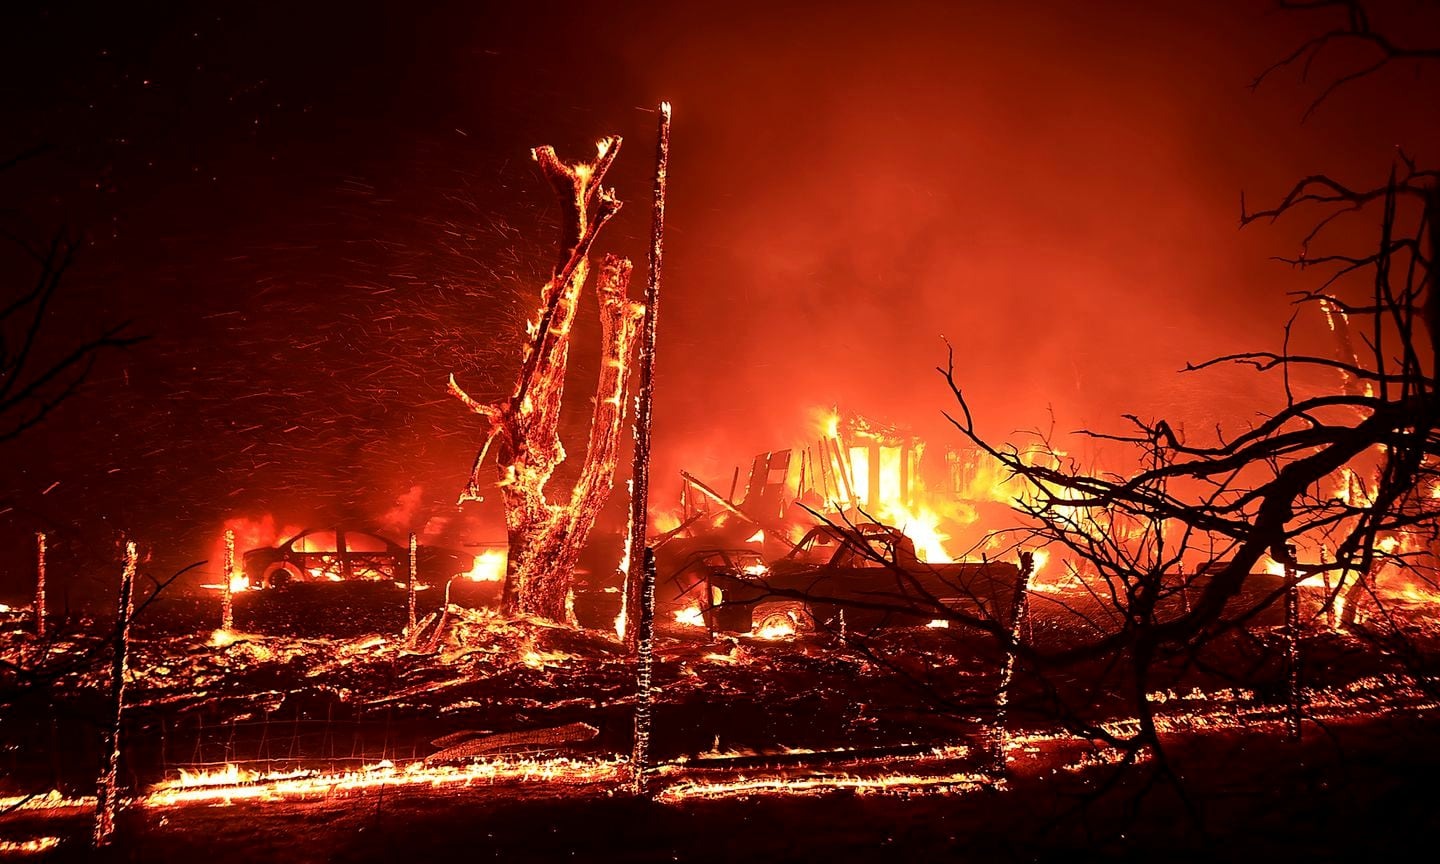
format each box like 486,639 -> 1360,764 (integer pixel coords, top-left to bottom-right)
751,523 -> 1026,632
653,523 -> 1025,635
658,546 -> 781,633
242,528 -> 475,589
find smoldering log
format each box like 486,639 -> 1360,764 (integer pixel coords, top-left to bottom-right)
425,722 -> 599,763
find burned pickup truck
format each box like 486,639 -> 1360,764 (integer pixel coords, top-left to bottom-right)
668,523 -> 1025,635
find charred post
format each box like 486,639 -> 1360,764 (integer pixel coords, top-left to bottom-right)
93,540 -> 136,849
221,528 -> 235,632
407,532 -> 418,640
624,102 -> 672,647
33,531 -> 46,639
632,546 -> 658,794
1285,559 -> 1303,742
992,550 -> 1035,774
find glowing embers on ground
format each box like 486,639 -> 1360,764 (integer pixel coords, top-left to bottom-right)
141,756 -> 626,807
0,791 -> 95,812
0,837 -> 61,855
656,743 -> 993,800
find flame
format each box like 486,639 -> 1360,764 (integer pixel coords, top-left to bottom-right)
746,529 -> 765,543
143,758 -> 624,808
674,605 -> 706,627
754,618 -> 795,640
208,629 -> 241,648
0,838 -> 61,855
463,549 -> 507,582
814,407 -> 841,440
873,501 -> 952,563
0,790 -> 94,811
927,619 -> 950,628
653,510 -> 682,534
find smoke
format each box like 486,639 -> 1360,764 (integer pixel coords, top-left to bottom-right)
2,1 -> 1436,587
379,485 -> 427,537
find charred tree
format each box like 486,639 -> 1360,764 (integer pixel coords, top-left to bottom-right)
451,137 -> 643,622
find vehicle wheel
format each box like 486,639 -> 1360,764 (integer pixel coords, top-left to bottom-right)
263,562 -> 303,589
750,601 -> 813,637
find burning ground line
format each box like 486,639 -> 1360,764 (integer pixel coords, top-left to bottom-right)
139,755 -> 626,808
654,743 -> 1001,800
655,771 -> 1001,801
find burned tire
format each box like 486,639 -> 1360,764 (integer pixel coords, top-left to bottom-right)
750,601 -> 813,637
263,562 -> 303,589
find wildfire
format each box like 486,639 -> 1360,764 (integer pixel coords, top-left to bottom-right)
463,549 -> 507,582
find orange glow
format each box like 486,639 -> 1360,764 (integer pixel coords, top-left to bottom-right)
463,549 -> 507,582
753,618 -> 795,640
653,510 -> 682,534
674,605 -> 706,627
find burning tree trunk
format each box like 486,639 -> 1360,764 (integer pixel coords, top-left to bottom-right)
450,137 -> 643,622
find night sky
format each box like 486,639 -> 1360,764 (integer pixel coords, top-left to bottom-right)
1,1 -> 1436,597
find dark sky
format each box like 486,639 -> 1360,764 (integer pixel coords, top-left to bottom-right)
0,1 -> 1436,596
